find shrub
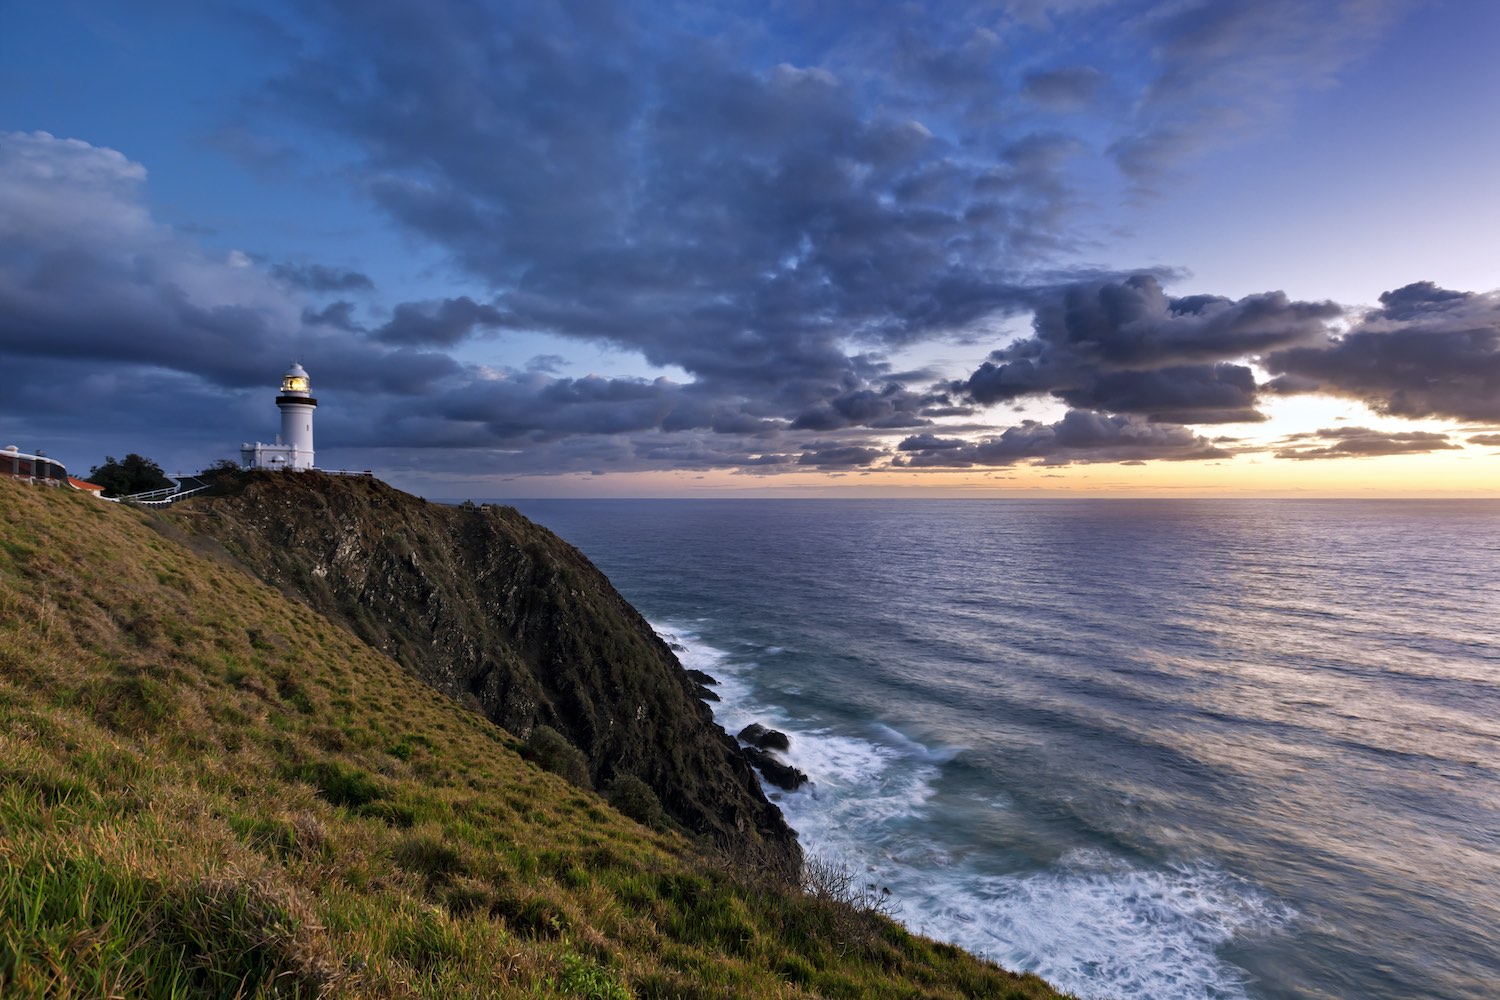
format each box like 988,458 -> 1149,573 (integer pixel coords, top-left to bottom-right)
559,951 -> 632,1000
798,855 -> 898,956
606,774 -> 669,831
520,725 -> 590,787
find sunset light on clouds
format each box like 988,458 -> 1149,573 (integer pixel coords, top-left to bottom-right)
2,1 -> 1497,496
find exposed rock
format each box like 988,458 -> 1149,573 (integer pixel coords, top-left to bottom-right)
741,746 -> 809,791
686,669 -> 721,702
170,471 -> 799,870
738,723 -> 791,752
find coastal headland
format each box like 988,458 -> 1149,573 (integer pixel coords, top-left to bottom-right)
0,472 -> 1069,998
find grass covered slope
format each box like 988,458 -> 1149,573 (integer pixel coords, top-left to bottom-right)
0,478 -> 1069,999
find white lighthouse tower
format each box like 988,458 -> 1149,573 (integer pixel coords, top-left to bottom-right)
241,363 -> 317,471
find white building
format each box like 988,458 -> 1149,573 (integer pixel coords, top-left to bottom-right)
241,363 -> 317,471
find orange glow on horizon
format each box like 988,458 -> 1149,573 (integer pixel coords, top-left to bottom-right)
415,442 -> 1498,500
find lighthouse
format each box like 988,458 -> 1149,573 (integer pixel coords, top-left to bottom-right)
241,363 -> 317,471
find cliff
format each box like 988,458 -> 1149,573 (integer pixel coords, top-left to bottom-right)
166,471 -> 796,868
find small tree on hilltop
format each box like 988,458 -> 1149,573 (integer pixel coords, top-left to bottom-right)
89,454 -> 172,498
198,458 -> 244,480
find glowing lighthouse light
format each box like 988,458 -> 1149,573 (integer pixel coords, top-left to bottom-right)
242,363 -> 318,471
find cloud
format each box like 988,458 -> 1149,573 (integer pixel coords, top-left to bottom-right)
1054,363 -> 1264,424
796,444 -> 889,469
1263,282 -> 1500,421
0,130 -> 301,388
1467,434 -> 1500,447
897,410 -> 1230,467
525,354 -> 567,374
1273,426 -> 1460,460
270,262 -> 374,293
958,275 -> 1338,421
790,383 -> 933,431
374,296 -> 515,347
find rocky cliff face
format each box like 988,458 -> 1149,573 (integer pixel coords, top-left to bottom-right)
170,471 -> 797,868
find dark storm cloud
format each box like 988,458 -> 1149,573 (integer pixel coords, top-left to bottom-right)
1264,283 -> 1500,421
1053,363 -> 1264,424
790,383 -> 932,431
270,262 -> 374,292
373,296 -> 515,347
796,444 -> 889,469
303,300 -> 361,332
896,410 -> 1230,467
1273,427 -> 1460,461
431,374 -> 682,441
897,434 -> 969,452
958,275 -> 1337,420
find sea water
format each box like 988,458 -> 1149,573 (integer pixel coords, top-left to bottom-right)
503,499 -> 1500,1000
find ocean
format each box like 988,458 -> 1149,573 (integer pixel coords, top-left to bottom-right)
504,498 -> 1500,1000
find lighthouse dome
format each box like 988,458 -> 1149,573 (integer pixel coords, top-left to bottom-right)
280,363 -> 310,395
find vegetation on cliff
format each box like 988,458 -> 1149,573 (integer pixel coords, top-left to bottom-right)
165,470 -> 794,867
0,477 -> 1067,998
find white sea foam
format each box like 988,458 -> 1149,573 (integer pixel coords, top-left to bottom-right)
655,619 -> 1293,1000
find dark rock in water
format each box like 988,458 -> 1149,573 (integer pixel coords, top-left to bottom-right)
168,470 -> 800,872
741,746 -> 808,791
738,723 -> 791,752
686,668 -> 719,686
669,642 -> 687,652
694,685 -> 720,702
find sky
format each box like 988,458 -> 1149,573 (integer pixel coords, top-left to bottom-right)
2,0 -> 1497,498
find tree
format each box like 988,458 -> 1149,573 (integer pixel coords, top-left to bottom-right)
88,454 -> 172,498
197,458 -> 244,480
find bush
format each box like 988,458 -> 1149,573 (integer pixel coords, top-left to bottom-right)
607,774 -> 669,831
801,856 -> 895,916
87,454 -> 172,498
521,725 -> 590,787
559,951 -> 632,1000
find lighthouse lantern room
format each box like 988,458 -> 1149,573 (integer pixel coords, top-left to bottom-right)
242,363 -> 317,471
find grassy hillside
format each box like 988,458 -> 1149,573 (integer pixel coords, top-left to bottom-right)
0,478 -> 1069,999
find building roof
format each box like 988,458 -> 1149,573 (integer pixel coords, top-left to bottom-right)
68,477 -> 105,493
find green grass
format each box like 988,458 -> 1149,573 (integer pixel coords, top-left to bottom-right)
0,478 -> 1071,998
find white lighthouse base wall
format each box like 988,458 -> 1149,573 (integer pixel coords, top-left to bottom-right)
241,442 -> 315,472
